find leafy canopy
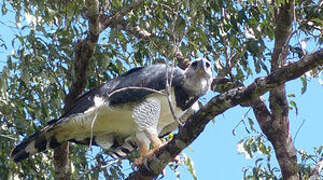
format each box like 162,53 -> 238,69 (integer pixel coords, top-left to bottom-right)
0,0 -> 322,179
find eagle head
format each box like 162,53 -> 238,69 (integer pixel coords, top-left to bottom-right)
183,58 -> 213,96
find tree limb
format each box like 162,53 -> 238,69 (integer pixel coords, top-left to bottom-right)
106,18 -> 153,41
269,1 -> 299,179
54,1 -> 100,180
126,49 -> 323,180
99,0 -> 144,33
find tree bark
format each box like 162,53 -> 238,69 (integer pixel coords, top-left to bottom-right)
53,0 -> 100,179
268,1 -> 299,179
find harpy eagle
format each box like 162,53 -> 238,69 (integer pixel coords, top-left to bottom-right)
11,58 -> 213,165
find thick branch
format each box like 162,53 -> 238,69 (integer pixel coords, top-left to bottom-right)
126,49 -> 323,179
271,1 -> 294,68
87,0 -> 100,42
251,97 -> 271,125
54,1 -> 100,180
64,0 -> 100,108
270,1 -> 298,179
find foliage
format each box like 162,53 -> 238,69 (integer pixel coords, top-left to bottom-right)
0,0 -> 322,179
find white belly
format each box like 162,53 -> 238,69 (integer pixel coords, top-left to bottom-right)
157,92 -> 184,133
55,89 -> 186,142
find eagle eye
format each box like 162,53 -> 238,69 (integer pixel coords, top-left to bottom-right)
205,61 -> 211,68
191,61 -> 198,67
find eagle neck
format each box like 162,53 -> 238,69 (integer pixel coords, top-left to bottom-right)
174,85 -> 199,111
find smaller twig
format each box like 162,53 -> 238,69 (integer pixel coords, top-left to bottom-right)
293,4 -> 306,56
297,150 -> 317,163
232,108 -> 252,135
165,57 -> 183,126
100,159 -> 120,169
309,157 -> 323,178
108,86 -> 166,98
165,33 -> 185,126
75,158 -> 120,180
293,118 -> 305,142
0,134 -> 16,140
99,0 -> 144,33
89,107 -> 100,148
159,3 -> 177,15
149,39 -> 184,126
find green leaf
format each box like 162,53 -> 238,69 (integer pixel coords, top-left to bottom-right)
289,100 -> 298,115
238,10 -> 246,23
259,144 -> 267,155
1,2 -> 7,15
199,29 -> 208,44
248,117 -> 255,131
184,156 -> 197,180
255,158 -> 263,167
300,76 -> 307,94
246,39 -> 259,56
245,126 -> 250,134
316,146 -> 323,154
230,15 -> 238,31
254,58 -> 261,73
311,18 -> 323,26
174,16 -> 186,35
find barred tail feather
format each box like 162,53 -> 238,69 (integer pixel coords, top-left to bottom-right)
109,139 -> 137,159
11,131 -> 62,162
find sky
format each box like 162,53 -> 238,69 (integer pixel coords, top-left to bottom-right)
0,4 -> 322,180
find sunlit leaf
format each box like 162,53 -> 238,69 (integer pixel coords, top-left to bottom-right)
289,100 -> 298,115
300,76 -> 307,94
248,117 -> 255,131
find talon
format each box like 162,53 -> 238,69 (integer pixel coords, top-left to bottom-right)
134,130 -> 166,167
146,142 -> 167,160
134,156 -> 144,166
133,142 -> 166,168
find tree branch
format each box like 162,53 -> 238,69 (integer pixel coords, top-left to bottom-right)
126,49 -> 323,179
54,1 -> 100,180
107,19 -> 153,41
269,1 -> 299,179
251,97 -> 272,126
99,0 -> 144,33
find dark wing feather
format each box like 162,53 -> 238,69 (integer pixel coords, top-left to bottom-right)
108,64 -> 184,105
49,64 -> 184,125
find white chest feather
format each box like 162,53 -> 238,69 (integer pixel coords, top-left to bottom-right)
55,88 -> 191,142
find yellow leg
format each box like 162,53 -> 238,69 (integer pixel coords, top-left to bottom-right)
134,138 -> 149,166
144,129 -> 165,159
134,130 -> 165,166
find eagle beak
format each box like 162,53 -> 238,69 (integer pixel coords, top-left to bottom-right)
196,58 -> 211,74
